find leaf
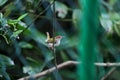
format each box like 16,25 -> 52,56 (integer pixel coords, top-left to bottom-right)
100,13 -> 113,33
23,65 -> 43,75
7,19 -> 19,25
28,28 -> 46,46
113,21 -> 120,36
17,13 -> 28,21
4,3 -> 15,17
17,21 -> 31,35
0,13 -> 7,26
17,21 -> 27,28
0,0 -> 8,6
109,0 -> 117,5
0,54 -> 14,66
110,12 -> 120,20
17,22 -> 46,46
0,18 -> 7,27
113,0 -> 120,12
23,66 -> 35,75
0,69 -> 10,80
10,30 -> 23,38
60,51 -> 69,61
0,13 -> 3,19
19,41 -> 33,49
51,1 -> 68,18
72,9 -> 81,27
46,0 -> 54,3
23,57 -> 43,75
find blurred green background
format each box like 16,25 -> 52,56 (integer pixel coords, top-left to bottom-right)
0,0 -> 120,80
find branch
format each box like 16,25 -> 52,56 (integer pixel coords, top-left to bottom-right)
18,61 -> 120,80
101,67 -> 116,80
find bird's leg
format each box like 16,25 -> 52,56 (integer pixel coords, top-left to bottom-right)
49,46 -> 56,51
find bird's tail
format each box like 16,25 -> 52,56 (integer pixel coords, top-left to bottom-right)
45,32 -> 50,42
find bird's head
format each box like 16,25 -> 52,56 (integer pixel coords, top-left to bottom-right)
55,36 -> 63,40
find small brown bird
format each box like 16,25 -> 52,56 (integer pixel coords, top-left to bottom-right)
45,32 -> 63,50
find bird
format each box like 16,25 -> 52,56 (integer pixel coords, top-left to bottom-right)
45,32 -> 63,50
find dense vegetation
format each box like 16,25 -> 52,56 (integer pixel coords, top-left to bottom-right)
0,0 -> 120,80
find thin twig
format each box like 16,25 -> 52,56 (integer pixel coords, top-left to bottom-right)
101,67 -> 116,80
52,0 -> 62,80
21,1 -> 55,34
18,61 -> 120,80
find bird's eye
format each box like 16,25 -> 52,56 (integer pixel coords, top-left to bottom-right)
54,41 -> 57,44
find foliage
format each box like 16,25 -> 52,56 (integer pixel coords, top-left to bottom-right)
0,0 -> 120,80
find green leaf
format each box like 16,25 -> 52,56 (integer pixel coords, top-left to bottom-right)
23,66 -> 34,75
17,22 -> 46,46
0,18 -> 7,27
19,41 -> 33,49
10,30 -> 23,38
28,28 -> 46,46
0,69 -> 10,80
17,21 -> 31,35
23,57 -> 43,75
46,0 -> 54,3
0,54 -> 14,66
7,19 -> 19,25
0,0 -> 8,6
109,0 -> 117,5
4,3 -> 15,17
60,51 -> 69,61
100,13 -> 113,33
110,12 -> 120,20
17,21 -> 27,28
0,13 -> 3,19
51,1 -> 68,18
23,65 -> 43,75
113,21 -> 120,36
17,13 -> 28,21
26,57 -> 40,65
72,9 -> 81,27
